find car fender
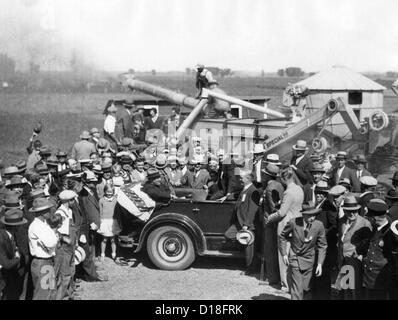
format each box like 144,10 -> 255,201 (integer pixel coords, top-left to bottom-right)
134,213 -> 207,254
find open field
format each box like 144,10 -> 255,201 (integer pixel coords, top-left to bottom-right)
0,75 -> 397,165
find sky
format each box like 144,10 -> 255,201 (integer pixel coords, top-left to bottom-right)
1,0 -> 398,72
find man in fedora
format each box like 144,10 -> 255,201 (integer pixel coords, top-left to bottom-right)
290,140 -> 314,187
154,154 -> 175,196
116,100 -> 135,140
181,158 -> 211,190
261,163 -> 284,285
279,205 -> 327,300
354,154 -> 372,179
0,209 -> 26,300
362,199 -> 397,299
330,151 -> 360,193
71,131 -> 96,162
303,163 -> 325,207
28,198 -> 58,300
142,168 -> 173,204
336,194 -> 372,300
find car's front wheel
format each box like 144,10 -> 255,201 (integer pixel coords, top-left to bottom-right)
147,225 -> 195,270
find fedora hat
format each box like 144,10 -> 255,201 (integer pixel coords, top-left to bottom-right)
329,185 -> 347,197
35,163 -> 49,175
314,181 -> 329,194
367,199 -> 388,217
354,154 -> 367,163
336,151 -> 347,159
29,188 -> 46,200
3,166 -> 19,178
386,189 -> 398,201
155,154 -> 167,169
236,229 -> 255,246
15,160 -> 27,173
80,131 -> 91,140
147,168 -> 161,181
265,154 -> 282,166
39,146 -> 51,156
0,209 -> 27,226
96,138 -> 111,152
84,171 -> 98,183
6,176 -> 27,189
56,151 -> 68,158
310,163 -> 325,173
262,163 -> 280,177
390,171 -> 398,182
359,176 -> 377,187
101,162 -> 113,173
341,194 -> 361,211
252,144 -> 265,154
120,155 -> 133,164
92,164 -> 103,175
292,140 -> 308,151
301,205 -> 321,215
28,197 -> 54,214
122,99 -> 135,108
46,156 -> 59,167
4,194 -> 23,209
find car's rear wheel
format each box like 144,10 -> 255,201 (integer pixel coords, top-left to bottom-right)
147,225 -> 195,270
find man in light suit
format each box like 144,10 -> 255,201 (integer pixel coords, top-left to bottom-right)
71,131 -> 97,161
330,151 -> 360,193
279,206 -> 327,300
290,140 -> 314,186
266,168 -> 304,291
225,171 -> 260,271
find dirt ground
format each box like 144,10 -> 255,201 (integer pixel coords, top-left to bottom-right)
77,250 -> 290,300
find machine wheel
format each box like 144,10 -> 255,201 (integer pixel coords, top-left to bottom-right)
369,110 -> 389,131
147,225 -> 196,270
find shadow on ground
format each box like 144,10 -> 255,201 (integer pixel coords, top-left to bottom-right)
251,293 -> 289,300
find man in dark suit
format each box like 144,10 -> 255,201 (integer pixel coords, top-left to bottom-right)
116,100 -> 135,139
142,169 -> 173,205
386,189 -> 398,222
303,163 -> 325,206
225,171 -> 260,271
279,206 -> 327,300
0,209 -> 26,300
290,140 -> 314,186
330,151 -> 360,193
353,154 -> 372,179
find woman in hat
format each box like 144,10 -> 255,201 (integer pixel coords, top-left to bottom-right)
0,209 -> 27,300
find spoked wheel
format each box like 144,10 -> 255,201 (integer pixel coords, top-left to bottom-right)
147,225 -> 195,270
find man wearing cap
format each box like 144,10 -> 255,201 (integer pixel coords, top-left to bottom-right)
279,206 -> 327,300
54,190 -> 78,300
71,131 -> 97,162
28,198 -> 58,300
195,63 -> 215,98
354,154 -> 372,179
261,163 -> 284,285
330,151 -> 360,193
336,194 -> 372,300
225,171 -> 261,272
0,209 -> 26,300
116,100 -> 135,140
362,199 -> 397,299
290,140 -> 314,186
358,176 -> 378,217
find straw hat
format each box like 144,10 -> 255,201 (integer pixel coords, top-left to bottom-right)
341,194 -> 361,211
0,209 -> 27,226
292,140 -> 308,151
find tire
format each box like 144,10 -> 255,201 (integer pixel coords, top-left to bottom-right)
146,225 -> 196,270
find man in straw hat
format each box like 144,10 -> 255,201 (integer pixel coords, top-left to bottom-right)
358,175 -> 378,216
71,131 -> 96,161
0,209 -> 27,300
290,140 -> 314,186
260,163 -> 284,285
335,194 -> 372,300
28,197 -> 58,300
279,205 -> 327,300
251,144 -> 266,189
362,199 -> 397,299
330,151 -> 360,193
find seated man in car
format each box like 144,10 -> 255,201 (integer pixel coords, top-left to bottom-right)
142,168 -> 175,205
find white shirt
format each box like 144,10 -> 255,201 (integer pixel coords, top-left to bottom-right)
255,160 -> 262,183
56,204 -> 72,236
295,154 -> 305,166
28,218 -> 59,258
377,220 -> 389,232
337,166 -> 345,181
357,170 -> 362,178
243,183 -> 253,192
151,114 -> 159,123
104,114 -> 116,134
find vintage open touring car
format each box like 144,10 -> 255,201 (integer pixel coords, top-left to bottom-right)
116,187 -> 247,270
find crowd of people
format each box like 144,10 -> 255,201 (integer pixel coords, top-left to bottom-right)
1,79 -> 398,300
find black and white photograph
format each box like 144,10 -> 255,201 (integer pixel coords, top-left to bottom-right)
1,0 -> 398,304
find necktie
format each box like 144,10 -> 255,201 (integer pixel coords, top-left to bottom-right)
304,223 -> 312,240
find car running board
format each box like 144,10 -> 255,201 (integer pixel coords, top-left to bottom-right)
200,250 -> 245,258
